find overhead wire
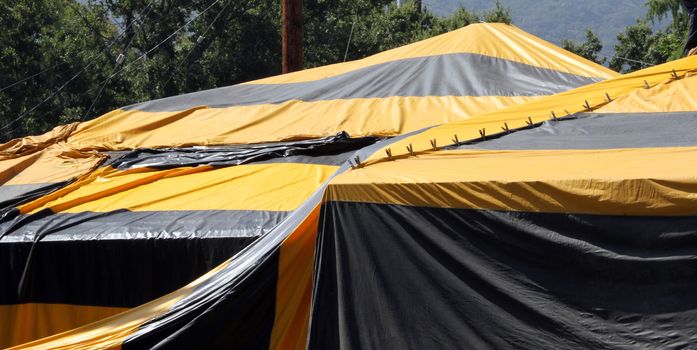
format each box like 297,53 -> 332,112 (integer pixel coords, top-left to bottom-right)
0,2 -> 153,93
343,13 -> 357,62
160,0 -> 232,92
0,2 -> 156,136
96,0 -> 223,89
597,51 -> 656,68
81,6 -> 156,120
2,0 -> 219,137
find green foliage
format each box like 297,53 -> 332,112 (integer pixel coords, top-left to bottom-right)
561,29 -> 607,65
646,0 -> 690,31
0,0 -> 130,139
0,0 -> 513,141
608,0 -> 688,73
482,1 -> 512,24
305,0 -> 510,67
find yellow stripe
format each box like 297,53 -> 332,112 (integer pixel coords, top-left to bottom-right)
367,55 -> 697,163
0,123 -> 77,161
0,303 -> 128,349
20,163 -> 337,214
329,147 -> 697,216
0,144 -> 104,186
269,206 -> 320,350
246,23 -> 616,85
67,95 -> 535,151
597,71 -> 697,113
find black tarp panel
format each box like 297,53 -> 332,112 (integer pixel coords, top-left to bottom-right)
107,132 -> 378,170
310,201 -> 697,349
122,250 -> 280,350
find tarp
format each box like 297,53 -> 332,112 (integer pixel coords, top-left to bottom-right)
306,55 -> 697,350
9,22 -> 696,349
314,115 -> 697,349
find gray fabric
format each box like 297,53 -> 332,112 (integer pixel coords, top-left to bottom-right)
123,53 -> 603,112
122,123 -> 431,346
0,209 -> 289,242
458,112 -> 697,150
0,183 -> 53,204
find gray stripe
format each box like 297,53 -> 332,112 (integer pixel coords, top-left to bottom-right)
0,209 -> 290,242
123,123 -> 433,343
458,112 -> 697,150
123,53 -> 603,112
0,183 -> 54,204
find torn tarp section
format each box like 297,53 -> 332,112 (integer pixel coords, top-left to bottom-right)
107,132 -> 379,170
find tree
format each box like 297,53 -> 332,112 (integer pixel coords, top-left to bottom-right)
609,0 -> 689,73
0,0 -> 132,140
561,29 -> 606,65
0,0 -> 515,142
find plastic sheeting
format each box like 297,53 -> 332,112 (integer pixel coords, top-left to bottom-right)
366,55 -> 697,163
313,109 -> 697,348
0,23 -> 630,349
311,201 -> 697,349
61,23 -> 614,151
459,112 -> 697,150
0,134 -> 374,348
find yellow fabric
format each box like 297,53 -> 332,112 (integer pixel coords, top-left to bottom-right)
329,147 -> 697,216
597,71 -> 697,113
248,23 -> 617,85
0,303 -> 128,349
7,260 -> 232,350
270,206 -> 320,350
19,163 -> 338,214
365,55 -> 697,163
1,24 -> 616,154
0,123 -> 78,161
65,95 -> 535,151
0,23 -> 622,349
0,143 -> 104,186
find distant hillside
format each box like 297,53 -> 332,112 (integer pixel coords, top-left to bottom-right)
424,0 -> 656,57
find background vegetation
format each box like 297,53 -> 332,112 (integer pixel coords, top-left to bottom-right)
0,0 -> 691,141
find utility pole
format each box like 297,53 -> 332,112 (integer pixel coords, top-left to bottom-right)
282,0 -> 303,73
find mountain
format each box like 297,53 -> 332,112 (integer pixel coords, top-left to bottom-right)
423,0 -> 658,57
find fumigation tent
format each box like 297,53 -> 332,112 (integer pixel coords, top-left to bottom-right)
3,22 -> 697,349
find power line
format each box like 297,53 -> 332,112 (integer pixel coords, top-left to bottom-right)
81,6 -> 155,121
77,0 -> 224,114
0,61 -> 99,134
2,1 -> 218,137
0,61 -> 67,93
161,0 -> 232,91
597,52 -> 656,67
0,2 -> 153,93
343,15 -> 357,62
0,3 -> 156,137
94,0 -> 223,91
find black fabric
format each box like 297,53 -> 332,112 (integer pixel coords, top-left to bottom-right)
455,112 -> 697,150
0,232 -> 255,307
0,209 -> 284,306
122,250 -> 279,350
310,201 -> 697,349
115,127 -> 425,349
107,132 -> 379,170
